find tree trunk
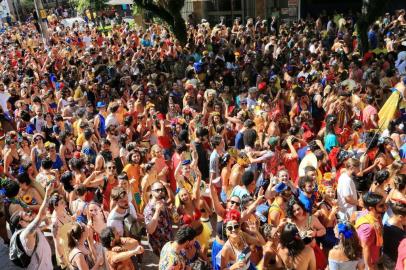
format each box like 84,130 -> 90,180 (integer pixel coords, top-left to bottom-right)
172,14 -> 187,46
133,0 -> 187,46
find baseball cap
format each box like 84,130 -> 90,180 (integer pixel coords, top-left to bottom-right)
96,101 -> 106,108
268,136 -> 280,147
181,159 -> 191,166
9,211 -> 25,233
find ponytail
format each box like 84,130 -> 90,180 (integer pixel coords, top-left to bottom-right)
67,223 -> 84,249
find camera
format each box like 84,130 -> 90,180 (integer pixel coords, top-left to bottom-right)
300,231 -> 313,244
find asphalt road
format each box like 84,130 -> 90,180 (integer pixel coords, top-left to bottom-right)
0,239 -> 20,270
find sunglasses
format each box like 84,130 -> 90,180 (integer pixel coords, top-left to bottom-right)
107,166 -> 116,170
229,200 -> 241,207
226,224 -> 240,231
152,188 -> 165,193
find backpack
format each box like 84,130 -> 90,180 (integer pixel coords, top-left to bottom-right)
9,230 -> 39,267
112,211 -> 145,241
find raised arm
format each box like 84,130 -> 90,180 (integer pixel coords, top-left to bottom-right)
209,182 -> 226,217
21,183 -> 52,251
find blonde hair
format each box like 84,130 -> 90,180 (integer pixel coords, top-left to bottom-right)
151,145 -> 162,157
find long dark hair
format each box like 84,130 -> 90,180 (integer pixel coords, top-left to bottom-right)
287,197 -> 305,219
337,222 -> 362,260
280,223 -> 305,258
325,114 -> 337,135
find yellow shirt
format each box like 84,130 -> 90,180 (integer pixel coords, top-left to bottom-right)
76,133 -> 85,147
72,119 -> 82,137
73,87 -> 84,102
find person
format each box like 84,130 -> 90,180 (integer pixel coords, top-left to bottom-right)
315,179 -> 338,254
143,181 -> 174,255
220,209 -> 266,270
287,197 -> 327,270
107,186 -> 137,237
9,182 -> 53,270
362,96 -> 379,130
230,170 -> 256,201
276,222 -> 316,270
193,127 -> 210,181
328,222 -> 364,270
355,192 -> 386,270
100,226 -> 144,270
1,7 -> 406,270
382,200 -> 406,270
67,223 -> 104,270
337,158 -> 360,220
209,135 -> 225,185
159,225 -> 196,270
49,192 -> 74,268
396,238 -> 406,270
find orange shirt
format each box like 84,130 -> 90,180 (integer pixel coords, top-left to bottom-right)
122,163 -> 140,194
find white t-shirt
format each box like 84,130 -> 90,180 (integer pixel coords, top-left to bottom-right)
105,113 -> 119,129
337,172 -> 357,220
20,228 -> 53,270
107,206 -> 137,237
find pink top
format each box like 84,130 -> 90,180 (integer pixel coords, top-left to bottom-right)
396,238 -> 406,270
357,223 -> 381,267
362,105 -> 378,130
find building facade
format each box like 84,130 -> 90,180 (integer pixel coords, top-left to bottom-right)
181,0 -> 300,25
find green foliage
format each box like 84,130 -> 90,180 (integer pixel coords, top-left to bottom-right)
133,0 -> 187,45
358,0 -> 389,54
71,0 -> 107,13
20,0 -> 35,12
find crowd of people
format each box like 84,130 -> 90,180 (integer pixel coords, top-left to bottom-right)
0,6 -> 405,270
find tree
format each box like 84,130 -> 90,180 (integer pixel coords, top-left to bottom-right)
357,0 -> 389,54
133,0 -> 187,46
71,0 -> 107,21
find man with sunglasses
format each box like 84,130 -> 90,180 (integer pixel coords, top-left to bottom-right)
9,183 -> 53,270
355,192 -> 386,270
143,181 -> 174,256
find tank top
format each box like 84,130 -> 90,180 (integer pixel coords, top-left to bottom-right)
9,154 -> 21,177
69,249 -> 95,270
225,237 -> 251,270
98,113 -> 106,138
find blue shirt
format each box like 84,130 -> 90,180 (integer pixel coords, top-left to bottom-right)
400,143 -> 406,159
235,132 -> 244,150
298,146 -> 309,161
368,30 -> 378,49
230,185 -> 250,201
52,155 -> 63,170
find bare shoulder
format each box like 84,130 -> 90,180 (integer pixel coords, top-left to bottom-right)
328,246 -> 348,261
303,245 -> 314,255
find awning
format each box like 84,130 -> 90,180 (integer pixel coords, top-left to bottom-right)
107,0 -> 133,5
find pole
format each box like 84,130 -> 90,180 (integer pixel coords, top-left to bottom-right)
231,0 -> 233,24
12,0 -> 20,22
33,0 -> 49,44
297,0 -> 300,20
